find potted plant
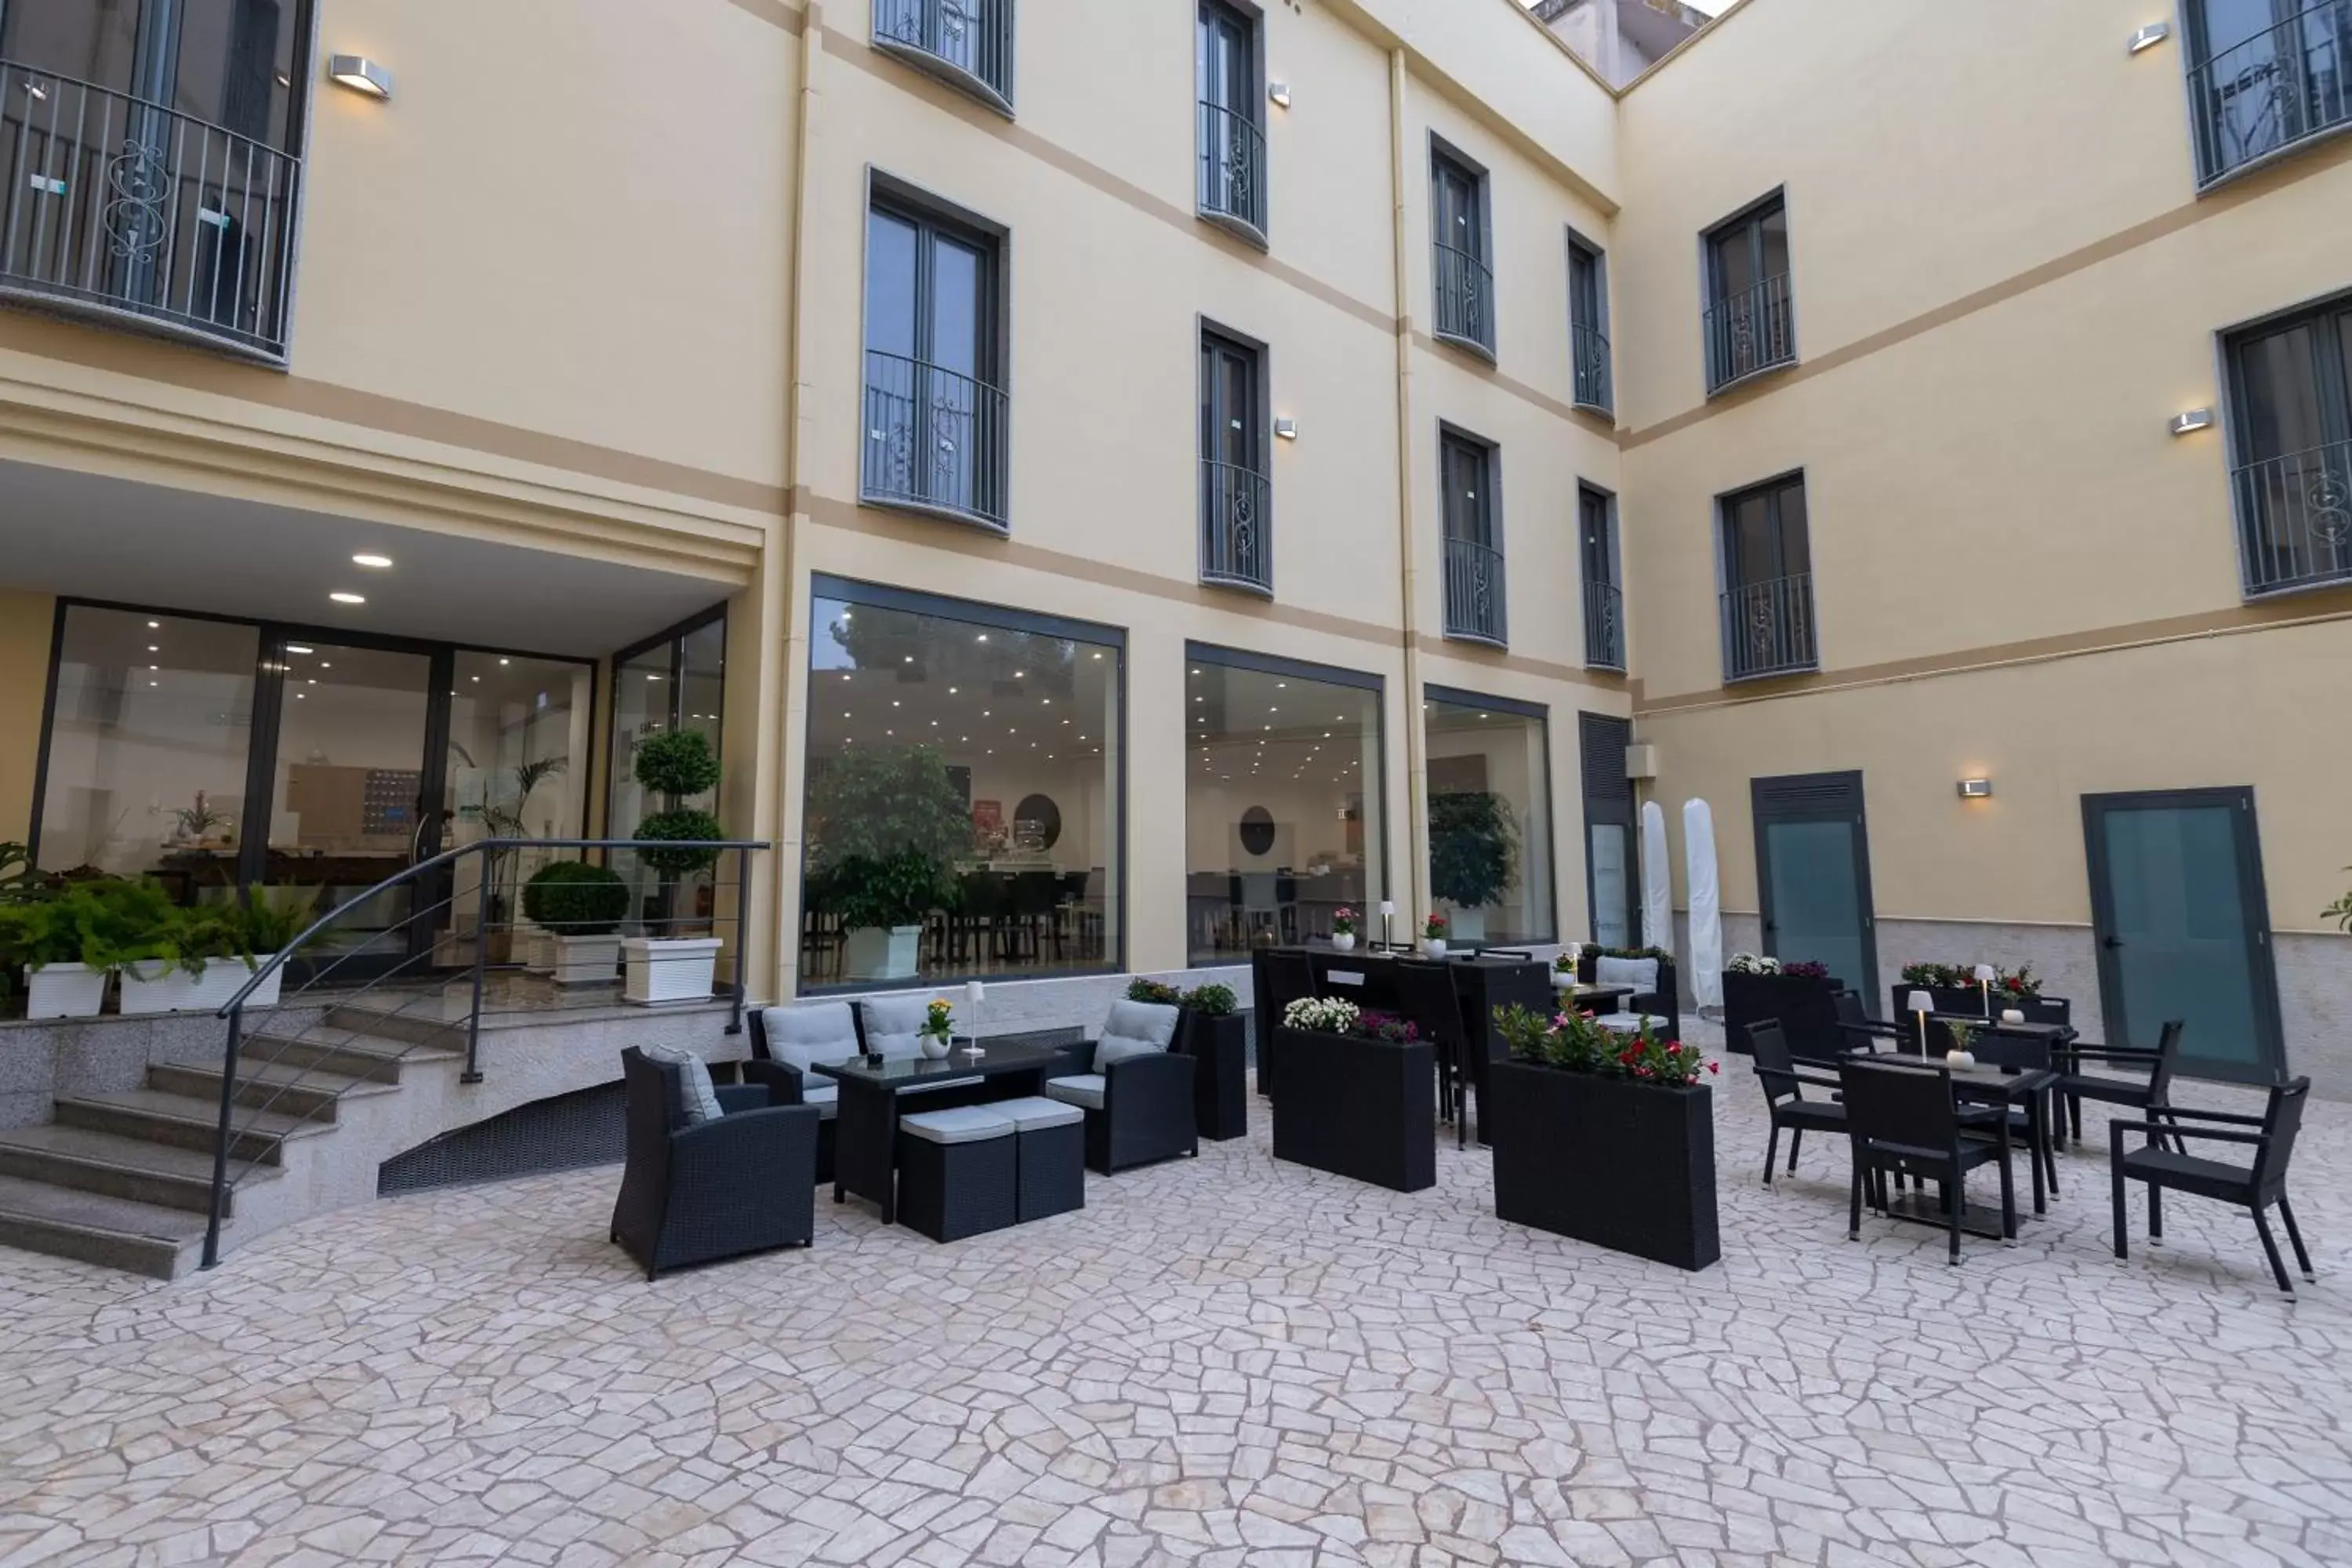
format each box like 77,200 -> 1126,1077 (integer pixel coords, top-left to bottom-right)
1487,1004 -> 1722,1270
1428,790 -> 1516,945
523,861 -> 630,987
1127,977 -> 1183,1006
2327,873 -> 2350,931
124,890 -> 313,1014
1329,907 -> 1358,953
805,743 -> 973,983
621,731 -> 728,1005
1720,950 -> 1843,1058
1420,911 -> 1449,960
1890,960 -> 2042,1029
1551,944 -> 1583,992
2,880 -> 183,1018
1176,981 -> 1246,1141
478,756 -> 568,967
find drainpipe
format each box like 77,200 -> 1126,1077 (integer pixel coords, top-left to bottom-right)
1387,47 -> 1431,925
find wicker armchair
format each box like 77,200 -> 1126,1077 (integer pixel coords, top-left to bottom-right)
610,1047 -> 821,1279
1045,1000 -> 1200,1173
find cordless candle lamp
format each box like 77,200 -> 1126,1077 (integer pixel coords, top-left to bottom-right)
1907,989 -> 1935,1055
964,980 -> 986,1057
1378,899 -> 1396,947
1973,964 -> 1997,1018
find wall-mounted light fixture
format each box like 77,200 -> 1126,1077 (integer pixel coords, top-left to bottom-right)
2128,21 -> 2172,54
1274,417 -> 1298,441
328,55 -> 394,100
1957,778 -> 1994,800
2169,407 -> 2216,437
1269,82 -> 1292,109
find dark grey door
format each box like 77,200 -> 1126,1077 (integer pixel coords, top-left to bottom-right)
1578,713 -> 1637,949
1751,771 -> 1877,999
2082,788 -> 2286,1086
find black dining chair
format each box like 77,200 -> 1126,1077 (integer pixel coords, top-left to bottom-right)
1392,957 -> 1473,1145
1965,1026 -> 2060,1197
2111,1077 -> 2314,1296
2057,1018 -> 2184,1145
1839,1055 -> 2016,1264
1750,1019 -> 1848,1187
2016,995 -> 2072,1029
1833,990 -> 1904,1057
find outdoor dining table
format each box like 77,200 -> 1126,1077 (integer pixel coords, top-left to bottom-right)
813,1042 -> 1076,1225
1848,1048 -> 2062,1237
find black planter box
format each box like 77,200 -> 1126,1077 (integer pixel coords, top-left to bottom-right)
1178,1010 -> 1248,1141
1722,969 -> 1846,1061
1269,1027 -> 1435,1192
1486,1058 -> 1719,1271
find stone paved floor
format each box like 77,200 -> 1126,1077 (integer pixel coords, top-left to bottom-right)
3,1028 -> 2351,1567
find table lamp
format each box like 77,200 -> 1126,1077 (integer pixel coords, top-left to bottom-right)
964,980 -> 986,1057
1907,989 -> 1934,1054
1973,964 -> 1996,1018
1378,900 -> 1396,947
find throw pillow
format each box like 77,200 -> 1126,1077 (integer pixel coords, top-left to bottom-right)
641,1043 -> 724,1124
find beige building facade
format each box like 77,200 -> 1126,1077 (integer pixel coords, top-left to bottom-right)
0,0 -> 2344,1099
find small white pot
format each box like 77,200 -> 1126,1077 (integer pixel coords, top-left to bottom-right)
843,924 -> 922,982
120,956 -> 266,1016
552,932 -> 623,987
920,1033 -> 952,1061
1420,938 -> 1448,960
26,962 -> 107,1019
1551,968 -> 1577,991
622,937 -> 723,1005
1329,931 -> 1356,953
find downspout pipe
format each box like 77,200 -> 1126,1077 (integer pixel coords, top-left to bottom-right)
1388,48 -> 1431,927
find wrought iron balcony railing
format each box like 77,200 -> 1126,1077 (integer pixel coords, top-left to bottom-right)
1703,272 -> 1797,394
1432,241 -> 1495,359
1442,535 -> 1508,647
1584,579 -> 1625,671
873,0 -> 1015,113
862,350 -> 1011,534
1201,458 -> 1272,593
2236,439 -> 2352,596
1573,321 -> 1613,412
2190,0 -> 2350,186
1197,101 -> 1266,244
0,60 -> 299,362
1720,572 -> 1817,681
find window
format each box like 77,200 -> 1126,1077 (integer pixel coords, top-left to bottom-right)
2227,292 -> 2352,595
1718,473 -> 1816,681
1439,429 -> 1507,648
1577,712 -> 1637,949
1579,485 -> 1624,671
2186,0 -> 2352,186
1200,325 -> 1271,593
1430,144 -> 1494,358
1568,233 -> 1613,412
800,579 -> 1122,989
1703,194 -> 1796,393
607,608 -> 727,932
1185,645 -> 1384,965
862,188 -> 1009,533
871,0 -> 1015,114
1196,0 -> 1265,243
1425,688 -> 1554,947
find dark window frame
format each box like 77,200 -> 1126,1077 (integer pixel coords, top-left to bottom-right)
1423,683 -> 1557,946
1700,187 -> 1798,394
1437,423 -> 1508,648
2220,285 -> 2352,598
1715,469 -> 1817,681
1428,133 -> 1497,361
1577,481 -> 1624,672
869,0 -> 1018,115
1566,226 -> 1613,413
2180,0 -> 2352,189
1197,315 -> 1273,595
1575,711 -> 1639,948
1195,0 -> 1269,246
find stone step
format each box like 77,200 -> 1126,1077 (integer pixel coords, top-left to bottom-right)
322,1000 -> 465,1050
240,1028 -> 454,1083
54,1088 -> 334,1166
147,1058 -> 397,1123
0,1173 -> 210,1280
0,1123 -> 279,1216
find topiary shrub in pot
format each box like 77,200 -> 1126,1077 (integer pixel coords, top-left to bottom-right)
805,743 -> 973,983
1428,790 -> 1517,945
623,730 -> 728,1004
524,861 -> 631,987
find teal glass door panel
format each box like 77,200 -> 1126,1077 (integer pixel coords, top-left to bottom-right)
1761,818 -> 1868,993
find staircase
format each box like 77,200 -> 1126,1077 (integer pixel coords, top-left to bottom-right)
0,1009 -> 459,1279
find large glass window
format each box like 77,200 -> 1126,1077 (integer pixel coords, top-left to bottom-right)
1425,689 -> 1552,947
607,607 -> 727,935
1185,646 -> 1384,964
800,580 -> 1122,988
444,652 -> 595,962
862,194 -> 1008,532
2187,0 -> 2352,185
34,606 -> 256,903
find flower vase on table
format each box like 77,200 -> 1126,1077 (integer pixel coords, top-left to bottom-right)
1330,907 -> 1358,953
920,998 -> 955,1061
1419,912 -> 1448,960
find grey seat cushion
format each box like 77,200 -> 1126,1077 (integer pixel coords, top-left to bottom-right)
761,1003 -> 862,1076
1044,1074 -> 1105,1112
1595,956 -> 1660,994
899,1105 -> 1015,1145
1094,1000 -> 1179,1073
991,1094 -> 1085,1131
640,1043 -> 724,1124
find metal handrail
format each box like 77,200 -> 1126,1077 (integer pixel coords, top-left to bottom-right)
2190,0 -> 2350,184
1432,241 -> 1494,354
1201,456 -> 1272,592
1720,571 -> 1817,680
2234,437 -> 2352,595
872,0 -> 1014,108
1703,271 -> 1797,393
862,348 -> 1011,532
1197,100 -> 1265,237
0,55 -> 300,359
1573,321 -> 1613,411
1584,579 -> 1625,670
1442,535 -> 1508,646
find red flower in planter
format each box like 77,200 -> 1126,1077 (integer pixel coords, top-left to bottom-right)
1707,1061 -> 1720,1075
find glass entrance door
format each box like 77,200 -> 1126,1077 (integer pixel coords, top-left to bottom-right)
1752,771 -> 1878,998
2083,788 -> 2285,1085
245,637 -> 445,980
439,652 -> 594,970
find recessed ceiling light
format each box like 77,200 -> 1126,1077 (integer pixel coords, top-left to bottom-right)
499,658 -> 510,666
902,655 -> 913,663
976,633 -> 989,643
470,675 -> 480,682
147,645 -> 158,652
148,664 -> 158,671
147,680 -> 158,688
321,662 -> 332,669
286,644 -> 314,655
330,591 -> 365,604
352,553 -> 393,569
295,691 -> 304,699
146,621 -> 159,629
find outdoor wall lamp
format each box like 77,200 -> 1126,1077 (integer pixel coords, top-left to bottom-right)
2128,22 -> 2172,54
1269,82 -> 1292,108
2169,407 -> 2216,436
328,55 -> 394,100
1958,778 -> 1993,799
1274,418 -> 1298,440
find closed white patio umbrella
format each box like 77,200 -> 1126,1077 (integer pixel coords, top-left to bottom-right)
1684,798 -> 1722,1011
1640,800 -> 1672,956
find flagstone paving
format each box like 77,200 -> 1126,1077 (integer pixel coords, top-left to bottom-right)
2,1025 -> 2349,1567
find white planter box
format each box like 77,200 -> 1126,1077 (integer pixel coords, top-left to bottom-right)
521,928 -> 556,975
843,925 -> 922,982
1443,906 -> 1487,943
552,932 -> 622,988
26,962 -> 107,1020
120,956 -> 279,1016
622,937 -> 723,1005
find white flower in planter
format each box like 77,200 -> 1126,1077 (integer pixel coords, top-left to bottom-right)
1280,996 -> 1361,1035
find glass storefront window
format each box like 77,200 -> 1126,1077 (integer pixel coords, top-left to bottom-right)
607,608 -> 727,934
1424,688 -> 1553,947
34,608 -> 257,905
800,580 -> 1123,987
445,652 -> 595,960
1185,648 -> 1384,964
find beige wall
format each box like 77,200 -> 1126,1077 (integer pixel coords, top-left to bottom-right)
0,590 -> 54,848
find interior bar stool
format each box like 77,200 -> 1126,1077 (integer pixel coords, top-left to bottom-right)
992,1095 -> 1087,1221
896,1106 -> 1018,1243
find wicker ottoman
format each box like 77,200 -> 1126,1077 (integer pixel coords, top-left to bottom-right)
896,1105 -> 1017,1242
991,1095 -> 1087,1221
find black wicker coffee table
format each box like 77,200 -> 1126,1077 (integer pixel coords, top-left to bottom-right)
813,1043 -> 1077,1225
